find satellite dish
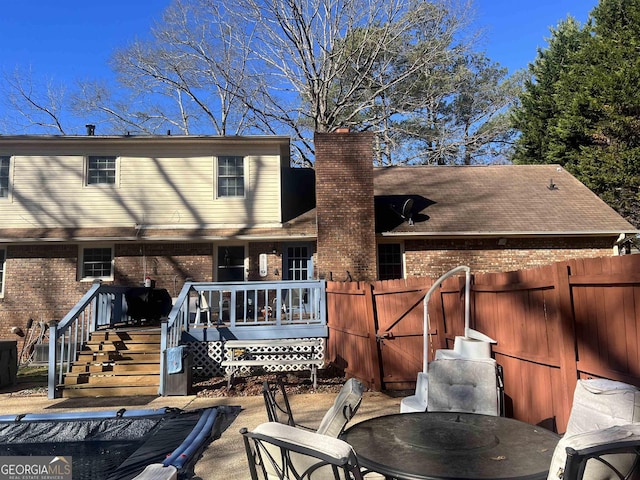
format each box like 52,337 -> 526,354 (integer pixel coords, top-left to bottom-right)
401,198 -> 414,225
390,197 -> 415,225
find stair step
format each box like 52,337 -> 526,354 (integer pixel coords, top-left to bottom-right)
77,351 -> 161,362
83,341 -> 161,352
61,385 -> 160,398
63,373 -> 160,386
61,328 -> 166,398
71,362 -> 160,373
90,330 -> 161,342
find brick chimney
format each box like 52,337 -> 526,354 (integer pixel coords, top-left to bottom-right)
315,130 -> 377,281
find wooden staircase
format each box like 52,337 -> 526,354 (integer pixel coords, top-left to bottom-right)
60,328 -> 162,398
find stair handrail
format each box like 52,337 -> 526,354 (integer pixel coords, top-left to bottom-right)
422,266 -> 471,374
48,283 -> 136,399
48,282 -> 103,399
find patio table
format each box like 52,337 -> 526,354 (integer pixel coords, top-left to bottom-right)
341,412 -> 559,480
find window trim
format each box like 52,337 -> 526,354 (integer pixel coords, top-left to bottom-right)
0,155 -> 12,201
84,155 -> 119,187
0,248 -> 5,298
79,245 -> 114,282
215,155 -> 246,199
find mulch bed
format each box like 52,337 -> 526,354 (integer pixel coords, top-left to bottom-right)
193,369 -> 347,398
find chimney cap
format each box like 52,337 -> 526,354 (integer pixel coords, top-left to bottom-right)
85,124 -> 96,136
334,127 -> 350,133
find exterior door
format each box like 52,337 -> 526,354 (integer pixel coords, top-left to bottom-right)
283,244 -> 313,313
283,244 -> 313,281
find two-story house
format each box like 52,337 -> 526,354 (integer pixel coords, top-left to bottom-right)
0,130 -> 636,340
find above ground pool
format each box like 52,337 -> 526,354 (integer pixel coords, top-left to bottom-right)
0,406 -> 239,480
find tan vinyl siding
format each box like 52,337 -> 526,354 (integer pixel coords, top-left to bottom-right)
2,151 -> 282,229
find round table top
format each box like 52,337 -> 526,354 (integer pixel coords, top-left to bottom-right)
342,412 -> 560,480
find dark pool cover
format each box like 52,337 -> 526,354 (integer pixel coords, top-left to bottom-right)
0,406 -> 240,480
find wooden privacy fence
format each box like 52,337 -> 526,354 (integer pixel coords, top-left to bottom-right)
326,254 -> 640,433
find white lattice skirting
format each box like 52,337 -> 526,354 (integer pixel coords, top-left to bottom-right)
186,338 -> 326,378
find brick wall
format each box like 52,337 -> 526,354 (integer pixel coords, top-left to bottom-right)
0,245 -> 85,338
315,131 -> 377,281
0,242 -> 215,338
115,243 -> 213,295
404,237 -> 615,278
247,243 -> 283,281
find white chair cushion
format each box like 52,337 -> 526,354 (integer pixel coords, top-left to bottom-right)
253,422 -> 354,461
316,378 -> 364,437
566,379 -> 640,436
427,358 -> 499,416
548,379 -> 640,480
253,422 -> 355,480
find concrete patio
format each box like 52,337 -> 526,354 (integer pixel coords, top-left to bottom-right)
0,388 -> 402,479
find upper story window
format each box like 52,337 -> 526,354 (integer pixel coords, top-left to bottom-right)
0,249 -> 5,297
217,156 -> 245,197
0,156 -> 10,199
80,246 -> 114,281
87,156 -> 117,185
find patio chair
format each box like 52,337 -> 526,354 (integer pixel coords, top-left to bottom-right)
426,358 -> 503,416
560,424 -> 640,480
262,377 -> 364,437
548,379 -> 640,480
241,422 -> 365,480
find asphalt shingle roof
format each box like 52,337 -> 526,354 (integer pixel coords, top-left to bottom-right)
373,165 -> 637,235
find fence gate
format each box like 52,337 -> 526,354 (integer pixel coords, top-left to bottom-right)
372,278 -> 435,390
326,282 -> 382,390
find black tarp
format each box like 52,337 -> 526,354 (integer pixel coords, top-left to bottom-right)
0,406 -> 241,480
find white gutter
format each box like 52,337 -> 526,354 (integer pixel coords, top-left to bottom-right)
380,230 -> 639,237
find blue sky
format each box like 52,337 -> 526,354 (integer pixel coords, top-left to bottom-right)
474,0 -> 598,73
0,0 -> 597,90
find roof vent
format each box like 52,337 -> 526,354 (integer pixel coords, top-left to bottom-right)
85,124 -> 96,136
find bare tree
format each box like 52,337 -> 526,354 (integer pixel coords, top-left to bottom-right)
95,0 -> 259,136
231,0 -> 477,163
1,68 -> 69,134
1,0 -> 517,166
96,0 -> 480,164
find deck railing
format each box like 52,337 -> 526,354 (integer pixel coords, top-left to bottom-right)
159,280 -> 327,394
48,280 -> 327,398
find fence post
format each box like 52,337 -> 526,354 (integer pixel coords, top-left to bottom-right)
364,283 -> 383,391
47,321 -> 59,399
554,261 -> 578,431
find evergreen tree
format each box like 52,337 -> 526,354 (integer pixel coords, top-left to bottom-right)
512,0 -> 640,226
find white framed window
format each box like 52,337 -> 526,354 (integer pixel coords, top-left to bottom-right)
80,246 -> 114,281
0,156 -> 10,199
0,249 -> 5,297
86,156 -> 117,185
378,243 -> 403,280
217,156 -> 245,197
